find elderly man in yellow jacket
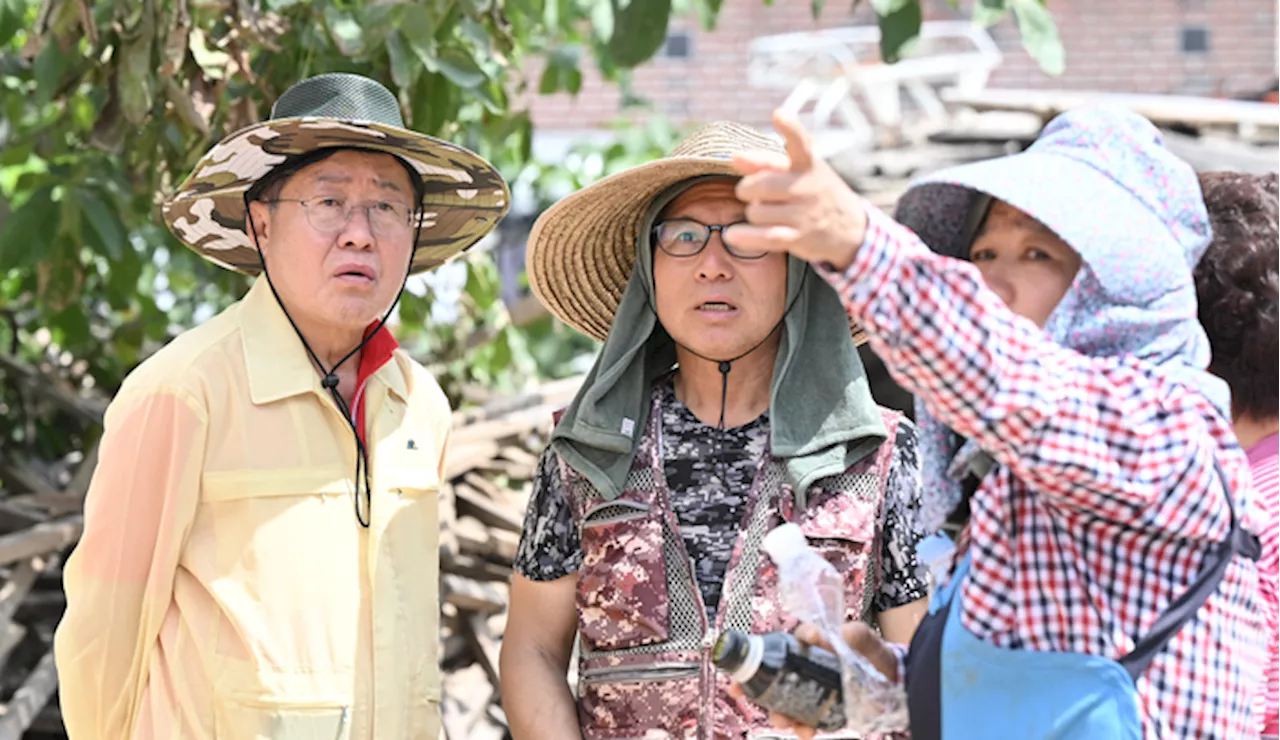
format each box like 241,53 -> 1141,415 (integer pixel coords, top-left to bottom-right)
53,73 -> 509,739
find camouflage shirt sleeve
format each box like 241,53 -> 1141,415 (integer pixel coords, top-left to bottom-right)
874,418 -> 929,612
513,446 -> 583,581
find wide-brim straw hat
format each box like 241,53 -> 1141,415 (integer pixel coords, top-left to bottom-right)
162,73 -> 510,276
526,121 -> 866,344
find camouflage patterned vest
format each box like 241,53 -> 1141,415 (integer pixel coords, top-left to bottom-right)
561,386 -> 901,740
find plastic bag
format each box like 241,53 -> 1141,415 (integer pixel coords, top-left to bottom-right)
761,523 -> 910,735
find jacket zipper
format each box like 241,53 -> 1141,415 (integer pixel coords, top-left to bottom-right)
581,663 -> 701,683
335,705 -> 349,740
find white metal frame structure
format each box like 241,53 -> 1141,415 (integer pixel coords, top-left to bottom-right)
747,21 -> 1003,152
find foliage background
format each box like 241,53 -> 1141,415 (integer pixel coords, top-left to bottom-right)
0,0 -> 1060,479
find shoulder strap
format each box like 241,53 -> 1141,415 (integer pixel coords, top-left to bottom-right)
1117,459 -> 1262,680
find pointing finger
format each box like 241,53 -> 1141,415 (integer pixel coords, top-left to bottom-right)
773,109 -> 814,173
743,201 -> 799,228
722,223 -> 801,253
732,151 -> 791,177
735,170 -> 801,204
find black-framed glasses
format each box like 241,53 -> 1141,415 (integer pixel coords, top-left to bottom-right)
652,219 -> 768,260
269,196 -> 415,237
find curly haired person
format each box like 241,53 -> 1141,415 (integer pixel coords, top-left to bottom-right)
1196,171 -> 1279,739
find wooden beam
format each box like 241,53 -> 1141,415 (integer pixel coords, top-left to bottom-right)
0,353 -> 107,425
941,88 -> 1280,133
441,552 -> 513,584
65,439 -> 100,500
0,504 -> 44,536
0,456 -> 55,497
454,486 -> 522,535
0,517 -> 82,567
0,648 -> 59,740
441,575 -> 506,614
0,556 -> 52,625
462,611 -> 502,689
455,518 -> 520,564
0,622 -> 27,678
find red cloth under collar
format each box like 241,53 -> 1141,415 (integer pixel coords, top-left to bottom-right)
354,322 -> 399,444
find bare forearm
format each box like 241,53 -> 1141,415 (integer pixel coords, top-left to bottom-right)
500,645 -> 582,740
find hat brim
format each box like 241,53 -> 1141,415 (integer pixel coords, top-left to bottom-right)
162,117 -> 511,276
895,150 -> 1191,304
526,157 -> 867,345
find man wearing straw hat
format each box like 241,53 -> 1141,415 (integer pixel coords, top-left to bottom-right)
499,121 -> 929,739
54,73 -> 509,740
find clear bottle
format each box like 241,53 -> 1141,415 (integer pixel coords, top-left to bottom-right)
712,628 -> 846,731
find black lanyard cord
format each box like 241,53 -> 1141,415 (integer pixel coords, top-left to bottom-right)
244,193 -> 423,527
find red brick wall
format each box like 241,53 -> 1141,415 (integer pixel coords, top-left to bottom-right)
985,0 -> 1277,97
525,0 -> 1278,131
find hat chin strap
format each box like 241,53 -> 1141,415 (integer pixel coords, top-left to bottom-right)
244,193 -> 423,528
675,324 -> 780,430
667,269 -> 807,430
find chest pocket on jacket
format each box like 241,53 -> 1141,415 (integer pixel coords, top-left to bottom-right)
577,499 -> 672,652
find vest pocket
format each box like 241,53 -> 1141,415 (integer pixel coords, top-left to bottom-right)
578,667 -> 700,739
799,494 -> 878,621
577,506 -> 671,651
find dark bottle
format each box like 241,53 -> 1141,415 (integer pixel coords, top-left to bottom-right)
712,628 -> 845,731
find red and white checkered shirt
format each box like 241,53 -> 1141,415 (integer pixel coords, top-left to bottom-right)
1247,434 -> 1279,736
817,206 -> 1268,739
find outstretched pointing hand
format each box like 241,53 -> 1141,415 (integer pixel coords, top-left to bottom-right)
728,110 -> 869,270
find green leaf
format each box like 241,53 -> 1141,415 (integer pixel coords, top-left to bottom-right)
590,1 -> 614,44
607,0 -> 672,69
410,73 -> 454,135
876,0 -> 922,64
265,0 -> 303,9
0,186 -> 55,270
811,0 -> 825,17
189,28 -> 231,80
0,141 -> 33,168
566,67 -> 583,95
0,0 -> 25,47
386,31 -> 419,90
697,0 -> 725,29
117,29 -> 155,125
78,187 -> 126,259
51,304 -> 90,347
402,4 -> 438,69
459,16 -> 492,52
105,248 -> 142,309
435,47 -> 486,88
355,4 -> 396,50
464,258 -> 499,310
870,0 -> 912,14
973,0 -> 1006,27
491,327 -> 512,369
33,42 -> 69,105
1011,0 -> 1065,75
467,78 -> 504,113
324,6 -> 364,56
538,64 -> 561,95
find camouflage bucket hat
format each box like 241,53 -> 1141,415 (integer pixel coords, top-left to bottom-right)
162,73 -> 511,275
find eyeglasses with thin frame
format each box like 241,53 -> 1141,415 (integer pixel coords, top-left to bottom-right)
652,219 -> 768,260
268,196 -> 415,237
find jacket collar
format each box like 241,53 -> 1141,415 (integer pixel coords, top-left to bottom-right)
239,277 -> 408,405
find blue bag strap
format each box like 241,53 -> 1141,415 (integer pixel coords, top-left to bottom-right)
1117,459 -> 1262,681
